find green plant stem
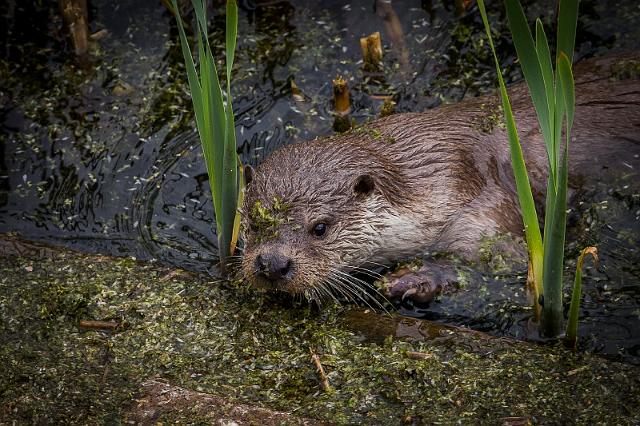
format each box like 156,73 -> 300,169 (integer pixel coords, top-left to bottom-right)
566,247 -> 598,348
477,0 -> 544,317
171,0 -> 242,272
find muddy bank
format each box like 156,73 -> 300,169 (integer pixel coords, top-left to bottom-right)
0,235 -> 638,424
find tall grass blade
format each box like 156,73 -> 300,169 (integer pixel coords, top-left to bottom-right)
172,0 -> 242,268
477,0 -> 544,308
220,0 -> 240,256
172,0 -> 204,142
540,52 -> 576,337
504,0 -> 552,156
225,0 -> 238,85
554,0 -> 579,183
535,19 -> 554,117
541,63 -> 569,336
535,19 -> 556,183
557,0 -> 579,63
565,247 -> 598,348
540,151 -> 568,337
231,160 -> 245,256
557,53 -> 575,132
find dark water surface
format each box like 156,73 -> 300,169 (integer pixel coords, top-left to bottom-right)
1,0 -> 639,363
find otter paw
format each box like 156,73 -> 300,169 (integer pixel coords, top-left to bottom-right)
383,263 -> 458,305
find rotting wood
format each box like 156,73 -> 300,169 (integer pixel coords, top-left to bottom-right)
60,0 -> 89,56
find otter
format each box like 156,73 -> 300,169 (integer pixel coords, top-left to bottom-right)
240,53 -> 640,303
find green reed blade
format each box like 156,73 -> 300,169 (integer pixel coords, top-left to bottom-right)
220,0 -> 240,256
535,20 -> 554,115
171,0 -> 241,267
540,154 -> 567,337
557,53 -> 575,133
554,0 -> 578,185
504,0 -> 552,157
231,159 -> 245,256
566,247 -> 597,348
541,65 -> 569,336
225,0 -> 238,89
478,0 -> 544,301
172,0 -> 204,141
535,19 -> 556,180
191,0 -> 208,38
557,0 -> 579,64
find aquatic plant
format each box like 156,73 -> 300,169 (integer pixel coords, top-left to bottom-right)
477,0 -> 595,338
171,0 -> 243,270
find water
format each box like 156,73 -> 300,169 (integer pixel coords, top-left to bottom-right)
1,0 -> 639,363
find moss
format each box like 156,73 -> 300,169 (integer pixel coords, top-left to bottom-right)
352,125 -> 396,144
248,196 -> 292,243
332,115 -> 354,133
0,243 -> 639,424
379,98 -> 396,118
477,233 -> 527,274
611,59 -> 640,80
472,101 -> 506,134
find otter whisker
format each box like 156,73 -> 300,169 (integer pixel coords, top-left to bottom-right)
324,276 -> 357,305
307,288 -> 322,306
326,276 -> 362,307
331,270 -> 391,314
359,260 -> 389,269
333,269 -> 391,306
328,271 -> 380,312
317,282 -> 340,306
343,265 -> 383,279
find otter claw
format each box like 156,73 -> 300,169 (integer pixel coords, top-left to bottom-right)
384,263 -> 456,306
401,287 -> 418,300
401,285 -> 442,305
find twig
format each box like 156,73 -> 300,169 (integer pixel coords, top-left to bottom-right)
79,320 -> 120,330
405,351 -> 434,360
309,348 -> 332,392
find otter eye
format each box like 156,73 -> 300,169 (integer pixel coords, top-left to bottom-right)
312,223 -> 327,237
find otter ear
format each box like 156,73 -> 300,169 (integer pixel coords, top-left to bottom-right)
243,164 -> 254,186
353,174 -> 375,197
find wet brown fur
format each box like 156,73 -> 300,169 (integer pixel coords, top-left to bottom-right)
241,53 -> 640,295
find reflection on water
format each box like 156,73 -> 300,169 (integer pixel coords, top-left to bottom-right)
1,0 -> 639,363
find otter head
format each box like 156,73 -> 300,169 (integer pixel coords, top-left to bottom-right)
240,138 -> 410,298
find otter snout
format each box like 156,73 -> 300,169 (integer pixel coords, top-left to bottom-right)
255,252 -> 293,285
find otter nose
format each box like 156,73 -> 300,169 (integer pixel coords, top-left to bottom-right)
256,253 -> 293,283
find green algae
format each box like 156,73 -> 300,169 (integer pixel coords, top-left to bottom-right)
611,59 -> 640,80
1,241 -> 639,424
353,125 -> 396,144
249,196 -> 292,243
379,99 -> 396,118
477,233 -> 527,274
472,100 -> 506,134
